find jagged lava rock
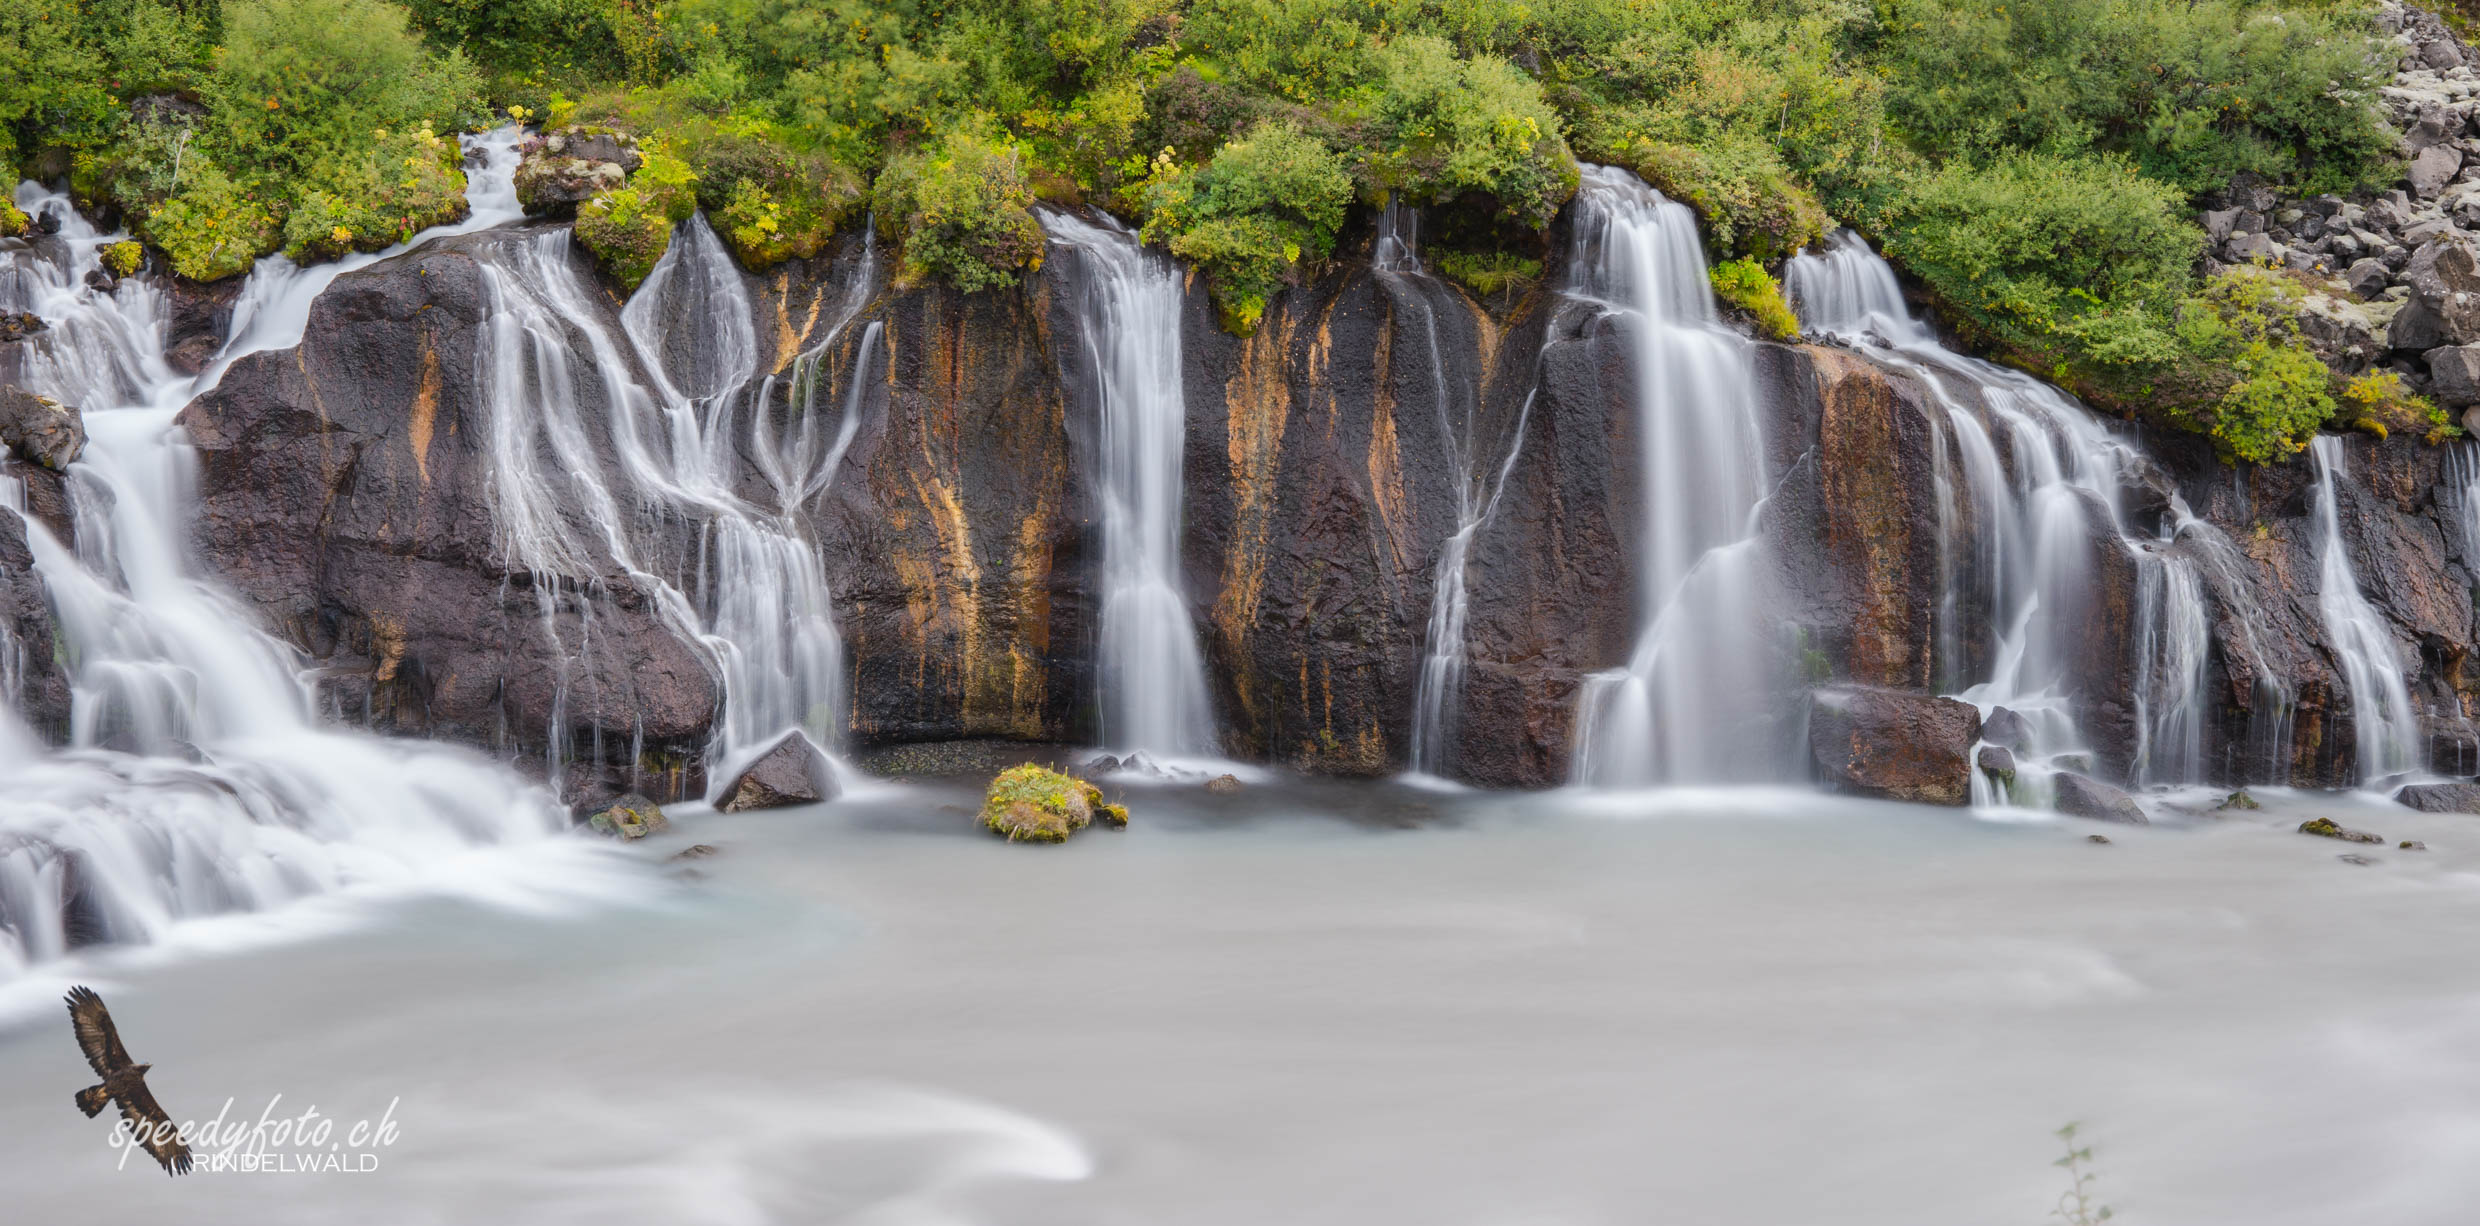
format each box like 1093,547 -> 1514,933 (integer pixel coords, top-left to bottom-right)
1807,687 -> 1981,806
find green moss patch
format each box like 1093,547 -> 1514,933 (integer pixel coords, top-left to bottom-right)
979,763 -> 1121,843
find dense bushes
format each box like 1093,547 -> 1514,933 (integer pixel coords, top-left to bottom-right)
873,131 -> 1046,292
0,0 -> 2426,460
1139,120 -> 1354,333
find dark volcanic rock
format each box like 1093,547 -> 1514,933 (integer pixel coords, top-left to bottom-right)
2300,816 -> 2384,843
717,731 -> 838,811
1807,687 -> 1981,805
2395,781 -> 2480,813
179,231 -> 719,802
0,503 -> 71,740
513,127 -> 642,217
2053,772 -> 2149,824
0,387 -> 85,470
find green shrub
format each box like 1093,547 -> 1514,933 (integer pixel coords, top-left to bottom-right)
1874,0 -> 2395,196
1431,249 -> 1540,301
279,125 -> 469,262
203,0 -> 486,182
73,112 -> 199,224
1362,36 -> 1578,228
144,161 -> 282,281
1709,258 -> 1800,341
1869,150 -> 2200,365
0,199 -> 27,237
1140,119 -> 1353,333
575,146 -> 696,289
102,240 -> 142,277
2161,269 -> 2333,462
1630,138 -> 1830,262
687,128 -> 863,271
873,130 -> 1046,292
2341,368 -> 2454,444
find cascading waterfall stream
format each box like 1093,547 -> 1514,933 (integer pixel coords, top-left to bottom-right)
1785,232 -> 2231,799
2308,435 -> 2424,783
1567,167 -> 1780,787
0,130 -> 560,977
470,212 -> 874,797
1375,203 -> 1534,779
1040,211 -> 1217,760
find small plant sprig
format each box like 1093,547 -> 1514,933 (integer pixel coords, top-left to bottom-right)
2051,1122 -> 2114,1225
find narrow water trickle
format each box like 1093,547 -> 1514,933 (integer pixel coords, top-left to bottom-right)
1785,232 -> 2240,799
0,131 -> 558,976
1567,167 -> 1782,787
2308,435 -> 2423,783
1040,211 -> 1217,760
1374,203 -> 1532,779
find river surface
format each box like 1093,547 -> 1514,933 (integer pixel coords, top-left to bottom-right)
2,777 -> 2476,1223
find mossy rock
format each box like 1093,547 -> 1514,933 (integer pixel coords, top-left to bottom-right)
980,764 -> 1120,843
102,241 -> 142,278
586,792 -> 669,840
2298,816 -> 2381,844
0,200 -> 27,238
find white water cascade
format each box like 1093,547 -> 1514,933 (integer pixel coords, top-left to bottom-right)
0,131 -> 560,977
1040,211 -> 1217,759
1566,167 -> 1782,787
1785,233 -> 2228,796
470,212 -> 875,795
1375,203 -> 1534,779
2307,435 -> 2424,783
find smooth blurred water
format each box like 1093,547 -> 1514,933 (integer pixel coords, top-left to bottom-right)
1,781 -> 2476,1222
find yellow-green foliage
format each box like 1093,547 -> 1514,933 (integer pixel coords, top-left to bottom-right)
575,146 -> 697,289
1362,35 -> 1578,228
1709,258 -> 1801,341
873,130 -> 1046,292
979,763 -> 1110,843
0,199 -> 26,238
279,125 -> 470,262
1140,120 -> 1354,334
1431,249 -> 1540,302
1631,140 -> 1830,263
145,162 -> 283,282
2342,369 -> 2456,445
561,91 -> 866,274
2164,269 -> 2334,463
102,240 -> 142,277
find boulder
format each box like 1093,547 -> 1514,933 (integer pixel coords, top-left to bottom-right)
1807,687 -> 1981,806
2424,38 -> 2467,72
2412,144 -> 2463,196
979,763 -> 1109,843
585,793 -> 668,839
0,386 -> 84,470
1205,773 -> 1242,795
2203,208 -> 2242,242
2347,258 -> 2393,300
513,126 -> 643,217
2053,772 -> 2149,825
716,732 -> 839,812
2225,232 -> 2281,265
0,312 -> 44,343
2427,344 -> 2480,404
2394,781 -> 2480,813
1981,705 -> 2034,751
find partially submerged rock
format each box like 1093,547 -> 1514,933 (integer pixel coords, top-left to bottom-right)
1204,773 -> 1242,795
1807,687 -> 1980,806
2394,781 -> 2480,813
586,793 -> 668,840
0,311 -> 44,343
2218,790 -> 2262,811
981,763 -> 1117,843
2300,816 -> 2385,844
2402,839 -> 2429,851
718,731 -> 838,812
0,386 -> 85,470
2054,772 -> 2149,824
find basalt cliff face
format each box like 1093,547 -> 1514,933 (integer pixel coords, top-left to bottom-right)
14,202 -> 2464,804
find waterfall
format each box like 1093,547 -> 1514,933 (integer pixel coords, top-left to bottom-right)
1785,232 -> 2229,794
470,213 -> 873,795
1040,211 -> 1216,759
1375,203 -> 1533,779
2308,435 -> 2423,783
1566,166 -> 1781,787
0,131 -> 557,976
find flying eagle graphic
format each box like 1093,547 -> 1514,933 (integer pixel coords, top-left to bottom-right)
65,986 -> 192,1175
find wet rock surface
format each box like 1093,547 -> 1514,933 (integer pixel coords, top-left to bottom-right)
1807,687 -> 1980,806
2054,773 -> 2150,825
0,386 -> 84,469
2395,780 -> 2480,812
717,732 -> 839,812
